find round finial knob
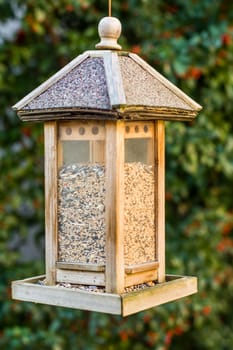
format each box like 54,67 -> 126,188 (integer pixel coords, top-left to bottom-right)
95,17 -> 122,50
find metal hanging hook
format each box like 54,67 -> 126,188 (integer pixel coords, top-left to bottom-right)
109,0 -> 112,16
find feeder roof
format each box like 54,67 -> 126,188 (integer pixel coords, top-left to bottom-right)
13,18 -> 201,122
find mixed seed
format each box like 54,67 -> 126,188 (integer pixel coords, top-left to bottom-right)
56,281 -> 157,293
124,162 -> 155,265
38,279 -> 157,293
58,162 -> 155,265
58,163 -> 106,264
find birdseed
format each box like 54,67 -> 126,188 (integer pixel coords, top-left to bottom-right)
124,162 -> 155,265
58,163 -> 106,264
55,281 -> 157,294
38,279 -> 157,293
58,162 -> 155,265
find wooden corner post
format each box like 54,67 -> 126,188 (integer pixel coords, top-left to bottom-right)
105,121 -> 125,294
44,121 -> 58,285
155,121 -> 165,283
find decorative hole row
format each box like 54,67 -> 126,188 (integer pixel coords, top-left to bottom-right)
125,125 -> 149,133
64,124 -> 150,137
65,126 -> 100,136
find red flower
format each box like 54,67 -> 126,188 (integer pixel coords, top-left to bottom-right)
131,45 -> 141,54
187,67 -> 203,80
162,31 -> 172,39
174,326 -> 184,336
202,305 -> 212,316
147,331 -> 157,346
119,330 -> 128,342
165,330 -> 173,346
143,314 -> 151,323
217,238 -> 233,252
22,127 -> 32,137
66,4 -> 74,12
222,222 -> 233,235
222,33 -> 231,46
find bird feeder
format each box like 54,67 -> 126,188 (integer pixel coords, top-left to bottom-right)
12,16 -> 202,316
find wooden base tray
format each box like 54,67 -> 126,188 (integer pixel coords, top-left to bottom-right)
12,274 -> 197,316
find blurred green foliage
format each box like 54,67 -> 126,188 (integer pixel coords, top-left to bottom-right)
1,0 -> 233,349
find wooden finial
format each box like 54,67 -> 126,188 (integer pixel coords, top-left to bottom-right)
95,16 -> 122,50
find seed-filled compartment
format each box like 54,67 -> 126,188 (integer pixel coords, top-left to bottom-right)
124,122 -> 156,266
58,121 -> 106,265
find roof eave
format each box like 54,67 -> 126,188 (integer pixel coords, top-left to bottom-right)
117,106 -> 200,122
17,104 -> 201,122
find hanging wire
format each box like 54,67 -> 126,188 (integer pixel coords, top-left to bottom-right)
109,0 -> 112,16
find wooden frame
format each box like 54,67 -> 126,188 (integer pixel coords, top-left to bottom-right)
56,262 -> 105,286
56,269 -> 105,286
12,274 -> 197,316
125,270 -> 158,288
13,113 -> 197,316
43,120 -> 167,296
125,261 -> 159,274
44,121 -> 58,285
155,120 -> 165,283
55,119 -> 161,290
56,262 -> 105,272
105,121 -> 125,293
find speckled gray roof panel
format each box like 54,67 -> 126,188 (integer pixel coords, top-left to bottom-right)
119,56 -> 193,110
14,50 -> 201,122
23,57 -> 111,111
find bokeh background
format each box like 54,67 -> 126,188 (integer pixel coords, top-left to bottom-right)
1,0 -> 233,349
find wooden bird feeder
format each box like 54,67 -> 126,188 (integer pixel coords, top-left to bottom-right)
12,16 -> 202,316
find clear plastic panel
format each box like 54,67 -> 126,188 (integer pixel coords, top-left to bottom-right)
57,122 -> 106,265
124,122 -> 156,265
